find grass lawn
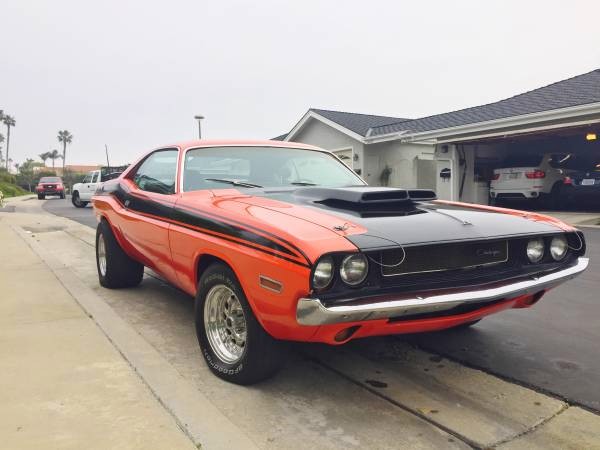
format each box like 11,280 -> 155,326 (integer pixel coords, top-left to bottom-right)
0,181 -> 29,198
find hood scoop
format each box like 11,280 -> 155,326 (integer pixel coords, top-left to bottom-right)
293,187 -> 436,213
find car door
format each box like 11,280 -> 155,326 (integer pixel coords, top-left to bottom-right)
117,148 -> 179,284
78,171 -> 95,200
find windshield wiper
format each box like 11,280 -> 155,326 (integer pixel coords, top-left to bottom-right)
290,181 -> 318,186
205,178 -> 263,188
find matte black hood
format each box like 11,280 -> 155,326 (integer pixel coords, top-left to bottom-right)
236,187 -> 565,251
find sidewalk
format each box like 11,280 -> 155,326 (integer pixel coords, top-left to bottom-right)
0,219 -> 196,450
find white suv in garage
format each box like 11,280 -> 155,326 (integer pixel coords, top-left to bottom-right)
490,153 -> 567,207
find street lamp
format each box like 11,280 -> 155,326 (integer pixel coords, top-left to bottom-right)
194,115 -> 205,139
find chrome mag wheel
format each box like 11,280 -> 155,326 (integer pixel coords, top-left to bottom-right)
204,284 -> 247,364
97,233 -> 107,276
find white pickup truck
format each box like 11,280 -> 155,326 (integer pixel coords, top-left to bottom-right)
72,169 -> 123,207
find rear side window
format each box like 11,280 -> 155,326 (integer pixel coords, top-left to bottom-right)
133,149 -> 178,194
501,154 -> 543,168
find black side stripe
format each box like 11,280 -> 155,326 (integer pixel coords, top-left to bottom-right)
108,184 -> 311,268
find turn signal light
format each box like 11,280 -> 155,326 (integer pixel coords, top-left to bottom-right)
525,170 -> 545,179
491,173 -> 500,180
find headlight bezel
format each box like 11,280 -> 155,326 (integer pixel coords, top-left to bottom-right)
339,253 -> 369,286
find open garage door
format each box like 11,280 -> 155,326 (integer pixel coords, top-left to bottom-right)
451,124 -> 600,211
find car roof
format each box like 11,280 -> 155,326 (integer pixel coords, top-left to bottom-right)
169,139 -> 325,152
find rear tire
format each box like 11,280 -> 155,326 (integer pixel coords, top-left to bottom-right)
72,191 -> 88,208
96,219 -> 144,289
60,192 -> 65,199
195,263 -> 286,384
37,194 -> 45,200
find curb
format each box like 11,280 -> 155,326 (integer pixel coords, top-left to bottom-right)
13,224 -> 258,450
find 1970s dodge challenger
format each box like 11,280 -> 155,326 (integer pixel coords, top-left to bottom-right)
92,140 -> 588,384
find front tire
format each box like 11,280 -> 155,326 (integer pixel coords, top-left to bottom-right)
37,194 -> 45,200
195,263 -> 286,384
72,191 -> 88,208
96,220 -> 144,289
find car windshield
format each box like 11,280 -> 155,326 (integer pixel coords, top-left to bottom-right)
40,177 -> 60,183
183,146 -> 365,191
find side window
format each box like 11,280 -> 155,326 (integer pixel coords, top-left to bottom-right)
132,149 -> 178,194
82,172 -> 93,184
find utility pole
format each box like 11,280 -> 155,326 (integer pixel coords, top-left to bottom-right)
104,144 -> 111,168
194,115 -> 205,139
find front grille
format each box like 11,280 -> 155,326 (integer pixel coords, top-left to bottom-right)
381,240 -> 508,276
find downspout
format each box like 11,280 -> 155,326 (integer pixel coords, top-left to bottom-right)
458,144 -> 467,200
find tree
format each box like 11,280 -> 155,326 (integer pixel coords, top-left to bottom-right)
39,151 -> 50,166
48,149 -> 62,169
3,114 -> 16,171
57,130 -> 73,171
16,158 -> 44,191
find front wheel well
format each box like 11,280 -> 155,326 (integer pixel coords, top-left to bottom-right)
196,254 -> 231,287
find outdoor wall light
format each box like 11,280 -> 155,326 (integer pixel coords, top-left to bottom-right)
586,132 -> 597,141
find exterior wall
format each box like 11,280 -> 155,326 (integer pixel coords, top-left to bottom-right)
363,141 -> 435,188
291,119 -> 365,175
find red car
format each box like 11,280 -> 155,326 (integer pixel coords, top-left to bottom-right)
36,176 -> 65,199
92,140 -> 588,384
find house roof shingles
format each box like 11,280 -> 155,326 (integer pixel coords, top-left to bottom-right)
369,68 -> 600,137
310,109 -> 411,136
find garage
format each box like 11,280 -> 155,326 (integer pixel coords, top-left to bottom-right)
404,69 -> 600,210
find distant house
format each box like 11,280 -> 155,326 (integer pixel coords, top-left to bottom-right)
276,69 -> 600,204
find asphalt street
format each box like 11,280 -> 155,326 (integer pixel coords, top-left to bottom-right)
42,195 -> 600,412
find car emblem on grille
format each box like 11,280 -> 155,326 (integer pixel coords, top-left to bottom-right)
476,248 -> 502,257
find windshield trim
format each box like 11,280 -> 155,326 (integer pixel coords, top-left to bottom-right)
179,144 -> 366,193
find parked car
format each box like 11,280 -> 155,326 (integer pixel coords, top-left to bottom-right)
562,159 -> 600,206
72,168 -> 125,207
36,176 -> 65,199
490,153 -> 568,207
92,141 -> 588,384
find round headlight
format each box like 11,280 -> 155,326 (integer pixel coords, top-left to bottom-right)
526,238 -> 545,263
550,235 -> 568,261
313,256 -> 334,290
340,254 -> 368,286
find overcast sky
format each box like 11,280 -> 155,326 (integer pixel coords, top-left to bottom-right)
2,0 -> 600,166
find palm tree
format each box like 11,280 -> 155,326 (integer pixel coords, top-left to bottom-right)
39,151 -> 51,166
48,149 -> 62,169
3,115 -> 16,171
57,130 -> 73,172
14,163 -> 20,174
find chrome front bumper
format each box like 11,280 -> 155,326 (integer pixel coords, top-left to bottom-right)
296,257 -> 589,326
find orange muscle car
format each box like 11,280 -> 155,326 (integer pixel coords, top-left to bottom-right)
92,140 -> 588,384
